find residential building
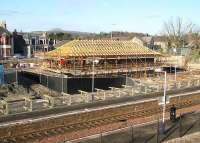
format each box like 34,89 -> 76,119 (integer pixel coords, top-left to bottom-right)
154,36 -> 168,53
22,32 -> 56,57
132,35 -> 154,50
0,21 -> 13,59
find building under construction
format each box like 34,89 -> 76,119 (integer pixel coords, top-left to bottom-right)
44,40 -> 164,77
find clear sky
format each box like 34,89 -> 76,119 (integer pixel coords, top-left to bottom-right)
1,0 -> 199,34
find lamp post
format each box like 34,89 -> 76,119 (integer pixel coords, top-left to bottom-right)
61,69 -> 66,94
162,71 -> 167,126
155,69 -> 167,133
92,59 -> 99,101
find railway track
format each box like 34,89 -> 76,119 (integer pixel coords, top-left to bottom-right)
1,91 -> 200,143
0,86 -> 199,124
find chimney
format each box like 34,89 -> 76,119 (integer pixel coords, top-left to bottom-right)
0,21 -> 7,29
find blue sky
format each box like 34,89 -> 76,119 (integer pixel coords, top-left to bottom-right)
1,0 -> 200,34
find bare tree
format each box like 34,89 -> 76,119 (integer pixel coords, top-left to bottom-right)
188,30 -> 200,49
186,29 -> 200,64
163,17 -> 194,49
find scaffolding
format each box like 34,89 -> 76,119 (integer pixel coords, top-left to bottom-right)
44,40 -> 165,77
1,70 -> 200,115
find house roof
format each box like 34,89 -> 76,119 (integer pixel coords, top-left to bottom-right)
141,36 -> 153,43
154,36 -> 167,42
0,27 -> 11,35
46,40 -> 162,58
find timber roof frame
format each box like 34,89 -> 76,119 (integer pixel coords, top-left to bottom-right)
45,40 -> 163,59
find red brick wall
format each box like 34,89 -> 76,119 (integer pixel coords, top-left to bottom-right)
0,35 -> 12,58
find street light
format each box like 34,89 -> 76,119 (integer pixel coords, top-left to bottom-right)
162,71 -> 167,127
155,69 -> 167,133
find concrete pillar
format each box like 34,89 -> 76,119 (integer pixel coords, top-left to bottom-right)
157,85 -> 160,92
174,82 -> 177,89
131,88 -> 134,96
178,82 -> 181,89
50,98 -> 54,108
103,92 -> 106,100
187,80 -> 191,87
44,101 -> 49,108
27,45 -> 31,58
68,96 -> 71,105
118,90 -> 121,97
29,101 -> 33,112
85,94 -> 89,103
4,103 -> 9,115
96,90 -> 99,99
3,36 -> 6,45
197,79 -> 200,86
144,86 -> 147,94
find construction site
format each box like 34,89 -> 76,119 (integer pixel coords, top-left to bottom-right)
43,40 -> 164,76
0,39 -> 200,143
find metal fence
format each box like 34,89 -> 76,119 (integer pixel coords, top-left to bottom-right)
64,112 -> 200,143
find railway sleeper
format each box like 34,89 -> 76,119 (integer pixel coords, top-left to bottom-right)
2,94 -> 200,140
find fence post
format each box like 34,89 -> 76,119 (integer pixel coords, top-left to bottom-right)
157,117 -> 160,143
179,113 -> 182,137
99,129 -> 103,143
131,125 -> 134,143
